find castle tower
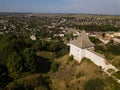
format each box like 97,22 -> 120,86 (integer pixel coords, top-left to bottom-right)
70,30 -> 95,62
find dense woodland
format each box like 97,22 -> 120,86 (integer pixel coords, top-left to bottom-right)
0,33 -> 69,89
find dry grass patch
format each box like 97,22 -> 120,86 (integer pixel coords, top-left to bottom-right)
49,56 -> 107,90
111,56 -> 120,69
36,51 -> 55,60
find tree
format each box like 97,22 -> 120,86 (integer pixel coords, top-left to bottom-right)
89,37 -> 102,45
0,64 -> 11,89
23,48 -> 37,72
106,43 -> 120,55
41,40 -> 47,50
95,45 -> 105,54
5,81 -> 25,90
0,34 -> 18,65
7,52 -> 23,73
32,41 -> 42,51
49,42 -> 59,52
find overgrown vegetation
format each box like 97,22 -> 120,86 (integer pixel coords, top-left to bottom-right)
68,55 -> 74,62
5,74 -> 51,90
95,43 -> 120,57
0,33 -> 69,89
89,36 -> 102,45
83,78 -> 104,90
81,57 -> 93,64
95,41 -> 120,69
113,71 -> 120,79
76,72 -> 85,78
51,61 -> 60,73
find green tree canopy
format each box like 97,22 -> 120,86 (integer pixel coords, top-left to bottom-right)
23,48 -> 37,72
7,52 -> 23,73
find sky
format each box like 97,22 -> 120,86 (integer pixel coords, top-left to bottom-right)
0,0 -> 120,15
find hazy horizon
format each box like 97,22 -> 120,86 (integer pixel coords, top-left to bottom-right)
0,0 -> 120,15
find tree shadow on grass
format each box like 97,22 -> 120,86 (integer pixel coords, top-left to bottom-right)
36,57 -> 52,73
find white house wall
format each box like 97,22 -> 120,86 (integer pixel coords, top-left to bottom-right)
70,43 -> 106,69
85,50 -> 106,68
70,44 -> 83,62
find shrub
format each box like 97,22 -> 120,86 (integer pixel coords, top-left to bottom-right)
113,71 -> 120,79
76,72 -> 85,78
51,61 -> 59,73
68,55 -> 74,62
5,79 -> 24,90
94,45 -> 105,54
89,37 -> 102,45
81,57 -> 93,63
9,72 -> 20,80
83,78 -> 104,90
104,53 -> 113,61
5,82 -> 17,90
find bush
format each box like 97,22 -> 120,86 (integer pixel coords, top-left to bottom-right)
0,64 -> 12,89
94,45 -> 105,54
6,52 -> 23,73
113,71 -> 120,79
106,43 -> 120,55
5,79 -> 24,90
51,61 -> 59,73
84,78 -> 104,90
9,72 -> 20,80
68,55 -> 74,62
76,72 -> 85,78
81,57 -> 93,63
5,82 -> 17,90
104,53 -> 113,60
89,37 -> 102,44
